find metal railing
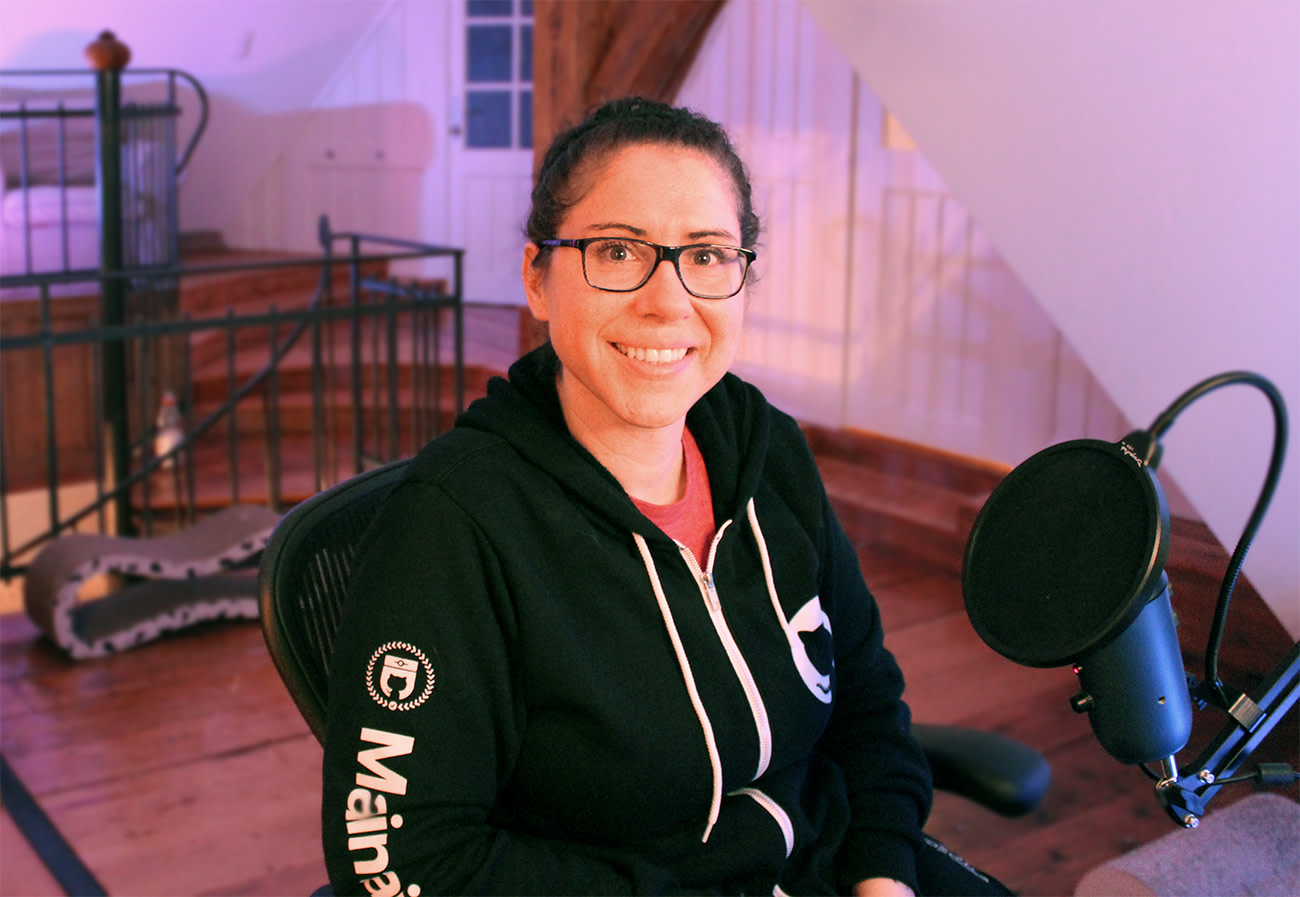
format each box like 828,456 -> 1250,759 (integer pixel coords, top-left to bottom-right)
0,218 -> 464,581
0,64 -> 208,277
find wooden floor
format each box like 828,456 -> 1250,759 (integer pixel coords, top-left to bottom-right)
4,533 -> 1296,895
2,301 -> 1297,896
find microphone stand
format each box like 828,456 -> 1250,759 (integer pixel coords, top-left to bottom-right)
1154,642 -> 1299,827
1136,372 -> 1298,827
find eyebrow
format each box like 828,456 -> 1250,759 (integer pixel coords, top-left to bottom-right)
588,222 -> 739,243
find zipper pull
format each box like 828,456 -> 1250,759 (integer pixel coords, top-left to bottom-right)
701,570 -> 721,611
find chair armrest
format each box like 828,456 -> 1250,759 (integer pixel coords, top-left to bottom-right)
913,723 -> 1051,817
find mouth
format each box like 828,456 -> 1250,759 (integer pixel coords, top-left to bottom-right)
613,343 -> 691,365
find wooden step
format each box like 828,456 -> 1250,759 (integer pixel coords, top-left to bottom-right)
177,251 -> 388,319
186,373 -> 489,439
803,424 -> 1008,495
187,310 -> 467,386
132,434 -> 391,514
807,425 -> 1002,575
182,305 -> 519,445
818,457 -> 987,575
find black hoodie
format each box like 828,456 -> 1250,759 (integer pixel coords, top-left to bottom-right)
323,344 -> 932,896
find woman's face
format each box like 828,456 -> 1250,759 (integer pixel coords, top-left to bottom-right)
523,143 -> 747,442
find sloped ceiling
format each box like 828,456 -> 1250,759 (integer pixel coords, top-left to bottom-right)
801,0 -> 1300,637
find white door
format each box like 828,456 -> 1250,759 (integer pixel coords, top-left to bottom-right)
447,0 -> 536,306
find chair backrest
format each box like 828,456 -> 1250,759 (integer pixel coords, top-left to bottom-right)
258,459 -> 411,743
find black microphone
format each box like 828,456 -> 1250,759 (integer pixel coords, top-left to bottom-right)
962,434 -> 1194,765
1070,572 -> 1193,763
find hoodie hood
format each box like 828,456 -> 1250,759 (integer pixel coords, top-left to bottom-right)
456,343 -> 773,539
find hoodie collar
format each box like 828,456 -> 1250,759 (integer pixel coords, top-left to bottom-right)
457,343 -> 771,536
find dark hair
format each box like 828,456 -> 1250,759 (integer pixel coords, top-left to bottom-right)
526,97 -> 760,262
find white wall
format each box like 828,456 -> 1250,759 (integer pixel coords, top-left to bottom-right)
229,0 -> 452,264
802,0 -> 1300,639
677,0 -> 1136,470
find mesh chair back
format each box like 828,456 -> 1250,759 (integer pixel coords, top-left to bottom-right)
258,460 -> 410,743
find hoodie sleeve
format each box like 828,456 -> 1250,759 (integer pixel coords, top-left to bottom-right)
810,479 -> 933,893
321,478 -> 698,897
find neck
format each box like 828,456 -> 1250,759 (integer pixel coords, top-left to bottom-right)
558,386 -> 687,505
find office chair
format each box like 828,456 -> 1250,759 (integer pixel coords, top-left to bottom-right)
258,459 -> 1051,819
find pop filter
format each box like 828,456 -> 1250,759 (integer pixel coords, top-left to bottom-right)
962,437 -> 1171,669
962,373 -> 1287,789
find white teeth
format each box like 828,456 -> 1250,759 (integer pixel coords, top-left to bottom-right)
616,344 -> 689,364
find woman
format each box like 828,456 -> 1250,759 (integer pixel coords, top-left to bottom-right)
322,97 -> 1006,896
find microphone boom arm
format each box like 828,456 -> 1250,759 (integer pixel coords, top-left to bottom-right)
1143,371 -> 1296,827
1147,371 -> 1289,714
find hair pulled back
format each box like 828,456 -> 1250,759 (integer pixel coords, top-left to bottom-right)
526,97 -> 760,260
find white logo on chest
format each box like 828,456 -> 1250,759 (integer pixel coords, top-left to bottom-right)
787,597 -> 833,703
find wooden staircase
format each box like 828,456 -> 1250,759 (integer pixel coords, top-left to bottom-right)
806,424 -> 1007,575
175,258 -> 990,548
132,254 -> 523,513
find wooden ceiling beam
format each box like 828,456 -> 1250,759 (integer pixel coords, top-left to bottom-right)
588,0 -> 725,105
532,0 -> 724,168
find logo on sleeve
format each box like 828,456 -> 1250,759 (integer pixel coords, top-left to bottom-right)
366,641 -> 435,711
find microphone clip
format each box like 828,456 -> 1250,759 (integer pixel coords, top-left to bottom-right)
1156,771 -> 1208,829
1189,675 -> 1267,732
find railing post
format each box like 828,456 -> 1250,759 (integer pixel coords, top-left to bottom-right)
88,30 -> 135,536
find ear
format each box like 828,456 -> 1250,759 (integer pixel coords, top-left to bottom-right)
522,243 -> 550,323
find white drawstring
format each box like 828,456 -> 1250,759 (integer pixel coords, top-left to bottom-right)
746,499 -> 787,627
632,531 -> 722,842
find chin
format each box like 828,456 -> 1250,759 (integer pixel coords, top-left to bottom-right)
620,399 -> 699,432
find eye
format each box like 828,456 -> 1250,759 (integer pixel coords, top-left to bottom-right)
687,246 -> 730,267
591,239 -> 637,264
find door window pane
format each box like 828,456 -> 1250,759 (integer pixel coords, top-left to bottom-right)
467,90 -> 512,148
468,0 -> 513,16
468,25 -> 512,82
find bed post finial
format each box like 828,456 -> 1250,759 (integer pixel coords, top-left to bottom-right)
85,30 -> 131,72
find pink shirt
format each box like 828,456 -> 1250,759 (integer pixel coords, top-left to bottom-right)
631,428 -> 716,566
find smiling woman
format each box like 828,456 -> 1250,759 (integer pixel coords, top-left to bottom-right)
522,142 -> 748,499
319,97 -> 1011,897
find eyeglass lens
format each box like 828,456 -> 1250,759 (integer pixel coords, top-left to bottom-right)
582,239 -> 748,299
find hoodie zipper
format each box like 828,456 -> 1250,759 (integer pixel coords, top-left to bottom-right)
632,531 -> 723,841
678,522 -> 773,782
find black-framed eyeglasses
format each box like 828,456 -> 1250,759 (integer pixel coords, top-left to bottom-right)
539,237 -> 756,300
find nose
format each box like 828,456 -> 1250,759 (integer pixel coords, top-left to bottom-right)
634,256 -> 694,319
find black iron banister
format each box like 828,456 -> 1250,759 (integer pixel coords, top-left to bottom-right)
95,57 -> 133,535
1,229 -> 466,578
0,290 -> 463,571
0,66 -> 208,178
